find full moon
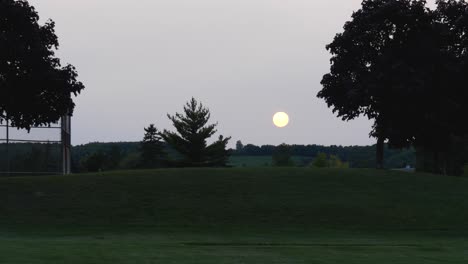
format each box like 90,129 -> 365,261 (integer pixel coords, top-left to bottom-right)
273,112 -> 289,128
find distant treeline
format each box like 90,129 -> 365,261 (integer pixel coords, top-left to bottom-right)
70,142 -> 415,172
234,143 -> 415,169
0,141 -> 416,175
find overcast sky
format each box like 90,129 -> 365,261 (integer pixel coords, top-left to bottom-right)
27,0 -> 436,147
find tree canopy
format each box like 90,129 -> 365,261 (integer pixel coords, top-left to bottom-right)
140,124 -> 166,168
0,0 -> 84,129
272,143 -> 294,167
318,0 -> 468,174
161,98 -> 231,167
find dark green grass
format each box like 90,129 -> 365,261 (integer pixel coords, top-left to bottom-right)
1,168 -> 468,263
228,156 -> 309,167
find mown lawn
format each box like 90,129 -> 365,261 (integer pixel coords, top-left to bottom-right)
229,156 -> 310,167
0,168 -> 467,263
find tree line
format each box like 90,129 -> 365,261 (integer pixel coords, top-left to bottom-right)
234,140 -> 414,168
63,140 -> 416,173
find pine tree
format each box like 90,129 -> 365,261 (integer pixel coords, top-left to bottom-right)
161,98 -> 231,167
141,124 -> 165,168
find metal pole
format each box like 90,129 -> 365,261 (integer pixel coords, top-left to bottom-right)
61,116 -> 64,175
61,115 -> 71,175
6,117 -> 9,177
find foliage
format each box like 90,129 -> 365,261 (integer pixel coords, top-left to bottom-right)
107,146 -> 122,169
235,140 -> 244,152
312,153 -> 328,168
318,0 -> 468,174
161,98 -> 231,167
81,151 -> 107,172
272,143 -> 295,167
328,154 -> 350,168
140,124 -> 166,168
319,0 -> 434,147
71,142 -> 141,172
1,142 -> 416,174
118,152 -> 141,170
0,0 -> 84,129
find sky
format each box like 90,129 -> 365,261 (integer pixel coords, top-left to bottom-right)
26,0 -> 436,147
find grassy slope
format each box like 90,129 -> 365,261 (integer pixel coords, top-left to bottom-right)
228,156 -> 309,167
1,168 -> 468,263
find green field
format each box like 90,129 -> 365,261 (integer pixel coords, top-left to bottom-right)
229,156 -> 310,167
1,168 -> 468,263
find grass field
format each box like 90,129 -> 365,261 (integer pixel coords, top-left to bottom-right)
229,156 -> 310,167
1,168 -> 468,263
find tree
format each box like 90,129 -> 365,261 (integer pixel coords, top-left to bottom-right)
82,151 -> 107,172
426,0 -> 468,175
272,143 -> 294,167
0,0 -> 84,130
161,98 -> 231,167
206,135 -> 232,166
140,124 -> 165,168
328,155 -> 349,168
236,140 -> 244,152
318,0 -> 438,169
312,153 -> 328,168
107,145 -> 122,170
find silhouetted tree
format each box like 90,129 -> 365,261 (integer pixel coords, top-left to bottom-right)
161,98 -> 231,167
318,0 -> 438,169
206,135 -> 231,166
424,0 -> 468,175
272,143 -> 294,167
0,0 -> 84,129
141,124 -> 165,168
236,140 -> 244,152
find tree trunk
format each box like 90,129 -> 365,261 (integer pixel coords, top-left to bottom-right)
376,137 -> 384,169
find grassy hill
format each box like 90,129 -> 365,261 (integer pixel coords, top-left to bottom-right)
1,168 -> 467,263
228,155 -> 311,167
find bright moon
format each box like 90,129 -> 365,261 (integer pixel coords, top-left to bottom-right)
273,112 -> 289,128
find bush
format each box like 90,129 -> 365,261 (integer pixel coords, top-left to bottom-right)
311,153 -> 349,168
311,153 -> 328,168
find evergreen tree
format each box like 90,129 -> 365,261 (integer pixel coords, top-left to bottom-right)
206,135 -> 232,167
140,124 -> 165,168
161,98 -> 231,167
